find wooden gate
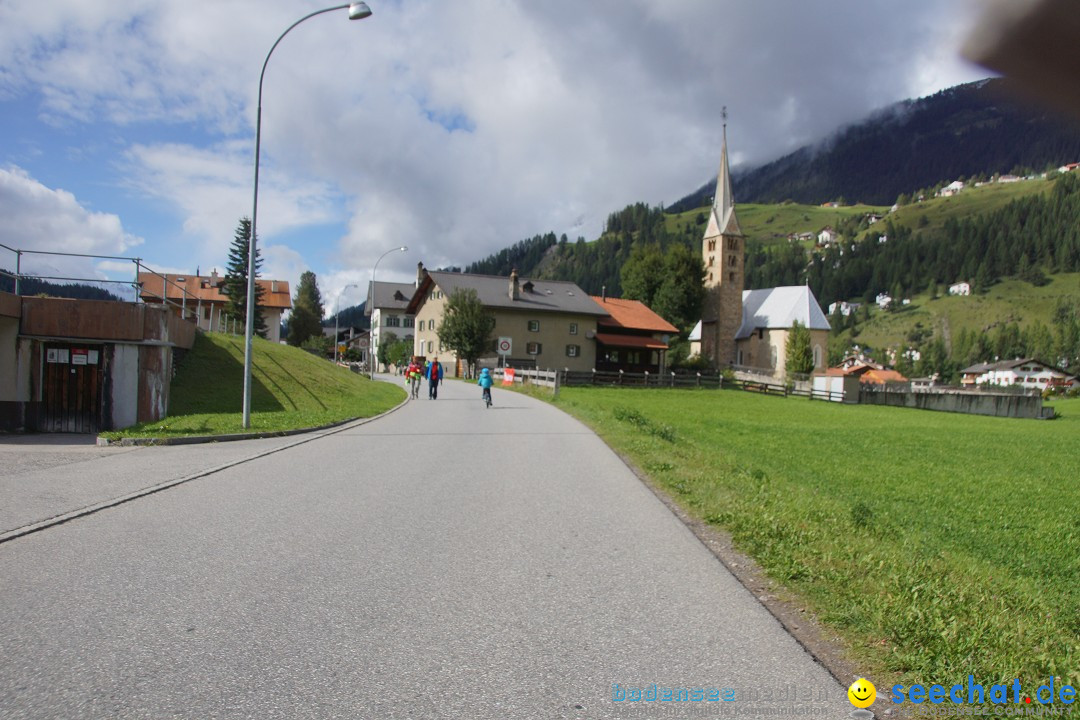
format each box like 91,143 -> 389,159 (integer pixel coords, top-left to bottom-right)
39,344 -> 104,433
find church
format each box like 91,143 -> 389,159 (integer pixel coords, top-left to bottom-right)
695,120 -> 830,377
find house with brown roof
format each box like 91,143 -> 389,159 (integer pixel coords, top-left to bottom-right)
137,270 -> 292,343
590,295 -> 677,373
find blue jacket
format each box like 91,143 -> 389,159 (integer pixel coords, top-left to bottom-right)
426,361 -> 442,382
478,369 -> 493,389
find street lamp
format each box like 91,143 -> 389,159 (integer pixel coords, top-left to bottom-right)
242,1 -> 373,429
333,283 -> 359,364
368,245 -> 408,379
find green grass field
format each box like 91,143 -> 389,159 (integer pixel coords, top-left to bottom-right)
551,387 -> 1080,690
99,332 -> 404,439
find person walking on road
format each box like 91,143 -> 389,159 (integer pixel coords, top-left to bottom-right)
426,359 -> 443,399
405,358 -> 422,399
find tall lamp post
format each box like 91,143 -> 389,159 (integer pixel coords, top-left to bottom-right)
333,282 -> 359,364
368,245 -> 408,379
242,2 -> 373,429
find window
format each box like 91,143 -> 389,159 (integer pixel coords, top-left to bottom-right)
403,317 -> 414,328
708,239 -> 716,252
708,256 -> 715,267
428,319 -> 436,331
566,344 -> 580,357
729,254 -> 737,267
526,342 -> 542,355
729,272 -> 735,281
426,341 -> 433,353
813,345 -> 823,368
528,320 -> 540,332
569,323 -> 578,335
385,315 -> 401,328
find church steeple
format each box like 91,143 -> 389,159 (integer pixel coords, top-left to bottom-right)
705,107 -> 742,238
700,107 -> 744,368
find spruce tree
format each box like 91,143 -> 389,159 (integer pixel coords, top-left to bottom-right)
223,218 -> 268,337
288,271 -> 325,347
785,320 -> 814,376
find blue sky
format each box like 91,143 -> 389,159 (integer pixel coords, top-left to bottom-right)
0,0 -> 989,315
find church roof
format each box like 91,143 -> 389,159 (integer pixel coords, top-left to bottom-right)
735,286 -> 831,339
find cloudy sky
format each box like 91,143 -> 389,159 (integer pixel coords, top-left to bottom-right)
0,0 -> 990,314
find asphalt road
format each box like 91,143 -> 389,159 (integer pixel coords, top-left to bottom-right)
0,377 -> 849,719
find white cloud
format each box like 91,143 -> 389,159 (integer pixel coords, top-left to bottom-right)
0,166 -> 143,279
1,0 -> 992,284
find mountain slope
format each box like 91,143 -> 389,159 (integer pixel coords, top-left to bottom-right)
670,78 -> 1080,210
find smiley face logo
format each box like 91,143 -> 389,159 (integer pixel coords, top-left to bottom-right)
848,677 -> 876,708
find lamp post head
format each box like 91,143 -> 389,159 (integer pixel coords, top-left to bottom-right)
399,246 -> 408,252
348,2 -> 373,20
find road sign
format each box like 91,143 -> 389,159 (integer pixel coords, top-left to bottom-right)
497,337 -> 512,355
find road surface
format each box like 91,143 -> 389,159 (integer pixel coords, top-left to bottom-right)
0,376 -> 849,719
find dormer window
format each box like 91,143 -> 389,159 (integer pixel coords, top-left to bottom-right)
522,281 -> 534,293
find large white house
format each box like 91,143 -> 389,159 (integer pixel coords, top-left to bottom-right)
961,359 -> 1079,391
948,282 -> 971,296
368,280 -> 416,371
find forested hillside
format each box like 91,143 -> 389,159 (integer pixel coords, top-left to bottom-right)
0,273 -> 124,302
670,78 -> 1080,210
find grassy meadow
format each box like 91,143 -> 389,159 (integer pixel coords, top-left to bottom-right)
99,332 -> 404,439
551,387 -> 1080,690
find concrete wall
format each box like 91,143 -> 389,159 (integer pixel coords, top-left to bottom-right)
859,387 -> 1051,419
109,344 -> 140,430
0,296 -> 196,432
0,316 -> 18,401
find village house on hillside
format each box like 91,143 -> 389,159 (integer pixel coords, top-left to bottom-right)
961,359 -> 1079,391
138,270 -> 292,343
696,120 -> 830,376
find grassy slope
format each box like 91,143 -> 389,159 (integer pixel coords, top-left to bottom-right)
551,388 -> 1080,691
842,273 -> 1080,356
101,332 -> 404,438
665,202 -> 890,246
879,179 -> 1052,240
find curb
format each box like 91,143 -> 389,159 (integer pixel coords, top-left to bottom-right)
2,396 -> 410,545
96,415 -> 366,447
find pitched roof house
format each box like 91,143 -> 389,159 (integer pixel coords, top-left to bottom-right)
368,280 -> 417,371
961,358 -> 1079,390
137,270 -> 292,343
407,267 -> 609,374
590,295 -> 678,373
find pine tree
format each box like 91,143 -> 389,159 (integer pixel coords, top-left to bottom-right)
785,320 -> 814,377
222,218 -> 267,337
288,271 -> 325,347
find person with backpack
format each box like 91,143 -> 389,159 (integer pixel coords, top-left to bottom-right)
426,358 -> 443,399
405,358 -> 422,399
477,367 -> 493,407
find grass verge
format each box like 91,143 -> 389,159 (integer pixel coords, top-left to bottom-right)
549,387 -> 1079,692
99,332 -> 405,439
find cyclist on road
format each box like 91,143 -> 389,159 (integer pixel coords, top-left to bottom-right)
478,367 -> 494,407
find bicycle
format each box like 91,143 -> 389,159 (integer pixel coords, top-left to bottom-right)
482,387 -> 492,408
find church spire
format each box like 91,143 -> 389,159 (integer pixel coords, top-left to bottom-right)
709,107 -> 742,237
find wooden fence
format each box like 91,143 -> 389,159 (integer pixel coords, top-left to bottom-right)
494,368 -> 845,402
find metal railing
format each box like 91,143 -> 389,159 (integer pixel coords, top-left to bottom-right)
0,244 -> 243,335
